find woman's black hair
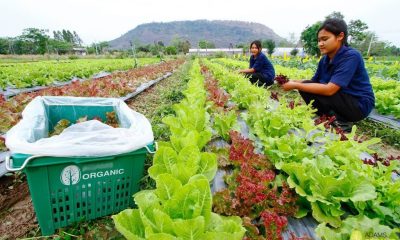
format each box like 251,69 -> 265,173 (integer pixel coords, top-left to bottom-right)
250,40 -> 262,49
318,18 -> 349,46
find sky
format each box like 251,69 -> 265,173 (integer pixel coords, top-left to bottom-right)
0,0 -> 399,47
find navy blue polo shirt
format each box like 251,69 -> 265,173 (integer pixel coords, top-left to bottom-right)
249,52 -> 275,81
312,46 -> 375,117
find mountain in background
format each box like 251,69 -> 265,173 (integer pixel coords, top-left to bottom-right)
108,20 -> 284,49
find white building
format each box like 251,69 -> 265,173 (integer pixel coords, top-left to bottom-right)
187,47 -> 305,57
72,47 -> 87,56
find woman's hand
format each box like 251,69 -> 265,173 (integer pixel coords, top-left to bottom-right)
281,81 -> 298,91
238,68 -> 255,74
281,81 -> 340,95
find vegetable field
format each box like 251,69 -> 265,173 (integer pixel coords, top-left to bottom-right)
0,58 -> 159,89
0,56 -> 399,240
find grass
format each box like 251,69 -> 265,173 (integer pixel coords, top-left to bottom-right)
129,59 -> 191,190
356,118 -> 400,150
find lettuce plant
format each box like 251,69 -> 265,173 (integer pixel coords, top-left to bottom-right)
148,146 -> 217,184
113,174 -> 246,240
212,111 -> 239,141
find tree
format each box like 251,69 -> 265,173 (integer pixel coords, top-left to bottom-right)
198,40 -> 215,49
287,32 -> 298,47
235,43 -> 248,55
86,44 -> 96,55
48,39 -> 73,54
385,44 -> 400,56
353,31 -> 395,56
263,39 -> 276,56
62,30 -> 75,44
355,31 -> 377,55
50,29 -> 83,54
13,38 -> 33,54
325,11 -> 345,20
53,30 -> 63,41
51,30 -> 74,54
198,40 -> 207,49
55,29 -> 83,46
137,45 -> 151,53
171,37 -> 191,54
157,41 -> 164,47
165,46 -> 177,55
86,41 -> 109,55
348,19 -> 368,44
369,41 -> 386,56
150,42 -> 161,56
178,40 -> 191,54
301,22 -> 321,56
73,31 -> 83,46
98,41 -> 109,53
290,48 -> 299,56
235,43 -> 246,48
19,28 -> 50,54
0,28 -> 83,55
277,39 -> 292,47
0,38 -> 10,54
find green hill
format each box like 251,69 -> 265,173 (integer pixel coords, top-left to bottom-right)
108,20 -> 284,49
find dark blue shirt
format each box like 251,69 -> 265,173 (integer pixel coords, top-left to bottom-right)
312,46 -> 375,117
249,52 -> 275,81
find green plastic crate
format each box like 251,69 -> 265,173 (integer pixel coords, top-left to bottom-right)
9,147 -> 150,236
5,99 -> 154,235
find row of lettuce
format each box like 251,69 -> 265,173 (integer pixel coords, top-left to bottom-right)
0,58 -> 160,90
217,57 -> 400,119
202,64 -> 302,239
112,59 -> 246,239
203,58 -> 399,239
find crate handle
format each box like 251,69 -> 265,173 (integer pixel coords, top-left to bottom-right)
145,142 -> 158,154
5,155 -> 45,172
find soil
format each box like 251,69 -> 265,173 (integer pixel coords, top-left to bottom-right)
0,175 -> 36,239
370,142 -> 400,157
0,175 -> 29,212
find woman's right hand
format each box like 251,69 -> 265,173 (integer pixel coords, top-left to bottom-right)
281,81 -> 299,91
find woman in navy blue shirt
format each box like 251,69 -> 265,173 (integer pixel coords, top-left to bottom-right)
239,40 -> 275,86
281,18 -> 374,127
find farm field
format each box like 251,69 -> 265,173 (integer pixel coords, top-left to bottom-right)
0,56 -> 399,239
0,58 -> 161,90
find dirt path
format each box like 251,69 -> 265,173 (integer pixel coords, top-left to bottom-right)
0,195 -> 36,239
0,175 -> 36,239
370,142 -> 400,158
0,176 -> 29,212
